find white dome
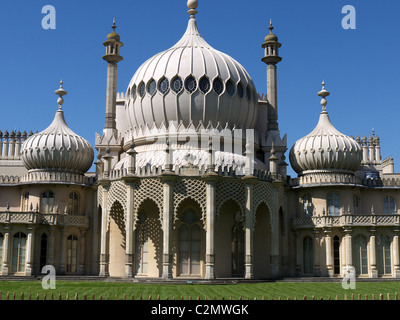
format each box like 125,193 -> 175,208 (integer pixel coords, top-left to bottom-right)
124,14 -> 258,131
289,109 -> 362,176
21,109 -> 94,175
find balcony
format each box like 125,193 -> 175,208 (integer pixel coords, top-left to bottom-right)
292,214 -> 400,229
0,212 -> 89,229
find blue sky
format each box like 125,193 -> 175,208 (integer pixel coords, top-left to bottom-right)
0,0 -> 399,176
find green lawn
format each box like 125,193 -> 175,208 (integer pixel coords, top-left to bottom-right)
1,281 -> 400,300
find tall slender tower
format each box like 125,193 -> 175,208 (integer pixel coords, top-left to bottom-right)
103,20 -> 123,138
261,20 -> 282,132
261,21 -> 287,172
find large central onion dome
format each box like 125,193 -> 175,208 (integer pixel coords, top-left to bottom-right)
289,83 -> 362,177
21,82 -> 94,175
125,1 -> 258,131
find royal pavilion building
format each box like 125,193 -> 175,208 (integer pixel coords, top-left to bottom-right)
0,0 -> 399,280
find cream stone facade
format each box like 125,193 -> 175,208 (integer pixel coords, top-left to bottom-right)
0,1 -> 399,280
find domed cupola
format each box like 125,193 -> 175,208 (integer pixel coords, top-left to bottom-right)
21,81 -> 94,175
125,0 -> 258,133
289,82 -> 362,183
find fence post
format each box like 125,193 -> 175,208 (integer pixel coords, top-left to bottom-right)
21,292 -> 24,300
28,293 -> 31,300
84,293 -> 87,300
303,295 -> 306,300
372,294 -> 375,300
387,293 -> 390,301
124,293 -> 127,300
0,290 -> 2,300
93,294 -> 96,300
365,294 -> 368,300
43,293 -> 46,301
66,293 -> 69,300
132,294 -> 135,300
395,292 -> 398,300
99,294 -> 102,300
13,292 -> 15,300
59,292 -> 62,300
75,293 -> 78,300
379,294 -> 383,300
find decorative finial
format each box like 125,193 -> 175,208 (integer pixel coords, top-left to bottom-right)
317,80 -> 330,112
187,0 -> 198,17
112,18 -> 116,31
55,80 -> 67,110
269,19 -> 273,32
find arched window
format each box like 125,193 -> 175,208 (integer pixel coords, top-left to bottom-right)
41,190 -> 54,214
179,209 -> 201,276
0,233 -> 3,272
377,235 -> 391,275
302,194 -> 313,217
303,236 -> 313,275
333,236 -> 340,275
21,192 -> 29,212
135,211 -> 148,275
67,235 -> 78,274
384,196 -> 395,214
40,234 -> 48,270
327,193 -> 340,216
353,194 -> 360,214
353,235 -> 368,275
11,232 -> 27,273
68,192 -> 80,215
231,211 -> 244,276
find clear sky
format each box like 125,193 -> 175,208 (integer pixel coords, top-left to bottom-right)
0,0 -> 399,176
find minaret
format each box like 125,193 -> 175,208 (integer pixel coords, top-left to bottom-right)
261,20 -> 282,132
103,19 -> 123,138
261,20 -> 286,172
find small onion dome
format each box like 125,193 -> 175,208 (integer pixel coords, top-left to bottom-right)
21,82 -> 94,175
107,19 -> 120,42
264,20 -> 278,42
289,82 -> 362,176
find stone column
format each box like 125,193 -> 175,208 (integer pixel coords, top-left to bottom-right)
46,227 -> 55,268
124,181 -> 136,278
203,172 -> 219,279
99,186 -> 109,276
160,173 -> 176,279
78,229 -> 86,275
295,232 -> 302,276
25,226 -> 36,276
324,229 -> 333,277
1,226 -> 11,275
313,230 -> 320,276
369,228 -> 378,278
393,228 -> 400,278
343,227 -> 353,275
242,175 -> 257,279
59,227 -> 66,275
270,184 -> 282,279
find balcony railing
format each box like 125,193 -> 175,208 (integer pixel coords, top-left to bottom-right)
292,214 -> 400,229
0,212 -> 89,228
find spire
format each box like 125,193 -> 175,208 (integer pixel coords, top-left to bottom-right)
317,81 -> 330,112
55,80 -> 67,110
187,0 -> 198,18
269,19 -> 274,33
